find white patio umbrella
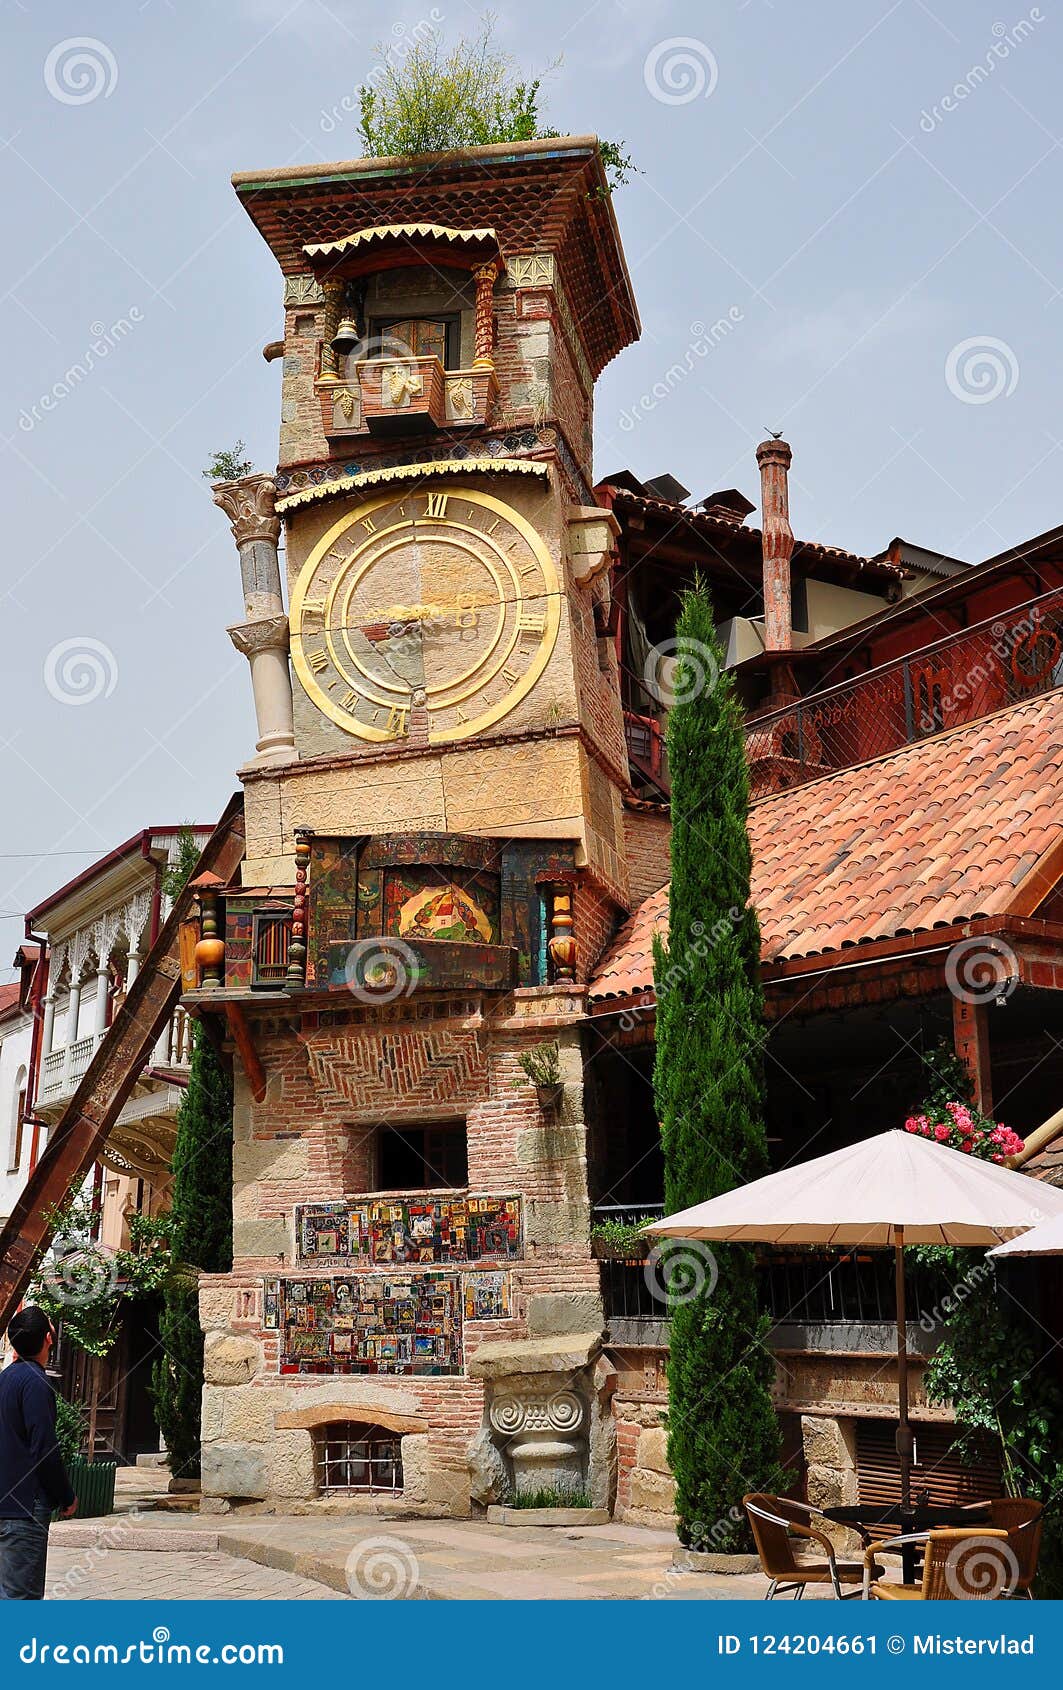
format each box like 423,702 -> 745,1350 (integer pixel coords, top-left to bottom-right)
988,1208 -> 1063,1258
645,1129 -> 1063,1506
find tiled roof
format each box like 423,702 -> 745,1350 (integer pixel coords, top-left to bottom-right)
590,692 -> 1063,1003
0,982 -> 23,1020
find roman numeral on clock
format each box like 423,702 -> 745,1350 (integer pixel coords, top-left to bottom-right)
307,650 -> 329,673
426,492 -> 449,520
518,613 -> 545,637
385,704 -> 410,737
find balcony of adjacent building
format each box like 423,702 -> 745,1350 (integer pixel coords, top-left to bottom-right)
37,946 -> 194,1181
619,584 -> 1063,804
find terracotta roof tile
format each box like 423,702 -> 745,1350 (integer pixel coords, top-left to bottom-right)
590,692 -> 1063,1003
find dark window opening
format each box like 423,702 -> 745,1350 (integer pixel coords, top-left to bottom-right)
378,1122 -> 468,1190
315,1423 -> 403,1495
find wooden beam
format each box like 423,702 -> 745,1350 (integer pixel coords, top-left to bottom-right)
0,796 -> 246,1331
224,1002 -> 267,1103
953,994 -> 994,1115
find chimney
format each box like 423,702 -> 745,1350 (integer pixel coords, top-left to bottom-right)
756,435 -> 794,652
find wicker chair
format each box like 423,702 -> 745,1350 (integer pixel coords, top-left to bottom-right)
864,1528 -> 1013,1600
744,1493 -> 881,1600
980,1498 -> 1043,1598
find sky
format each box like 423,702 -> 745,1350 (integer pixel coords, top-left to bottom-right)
1,0 -> 1061,973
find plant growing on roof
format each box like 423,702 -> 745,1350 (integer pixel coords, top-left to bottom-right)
202,442 -> 254,483
652,579 -> 781,1552
356,16 -> 635,193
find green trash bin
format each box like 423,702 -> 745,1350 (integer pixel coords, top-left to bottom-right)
65,1458 -> 117,1519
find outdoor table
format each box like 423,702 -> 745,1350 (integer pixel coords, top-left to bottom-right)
822,1502 -> 993,1587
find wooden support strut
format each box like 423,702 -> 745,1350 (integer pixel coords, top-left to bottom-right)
0,795 -> 247,1332
224,1002 -> 267,1104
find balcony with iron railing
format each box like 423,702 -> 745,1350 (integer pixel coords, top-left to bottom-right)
744,586 -> 1063,801
620,588 -> 1063,803
593,1201 -> 938,1353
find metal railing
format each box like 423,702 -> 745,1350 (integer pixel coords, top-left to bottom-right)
756,1250 -> 932,1325
745,586 -> 1063,800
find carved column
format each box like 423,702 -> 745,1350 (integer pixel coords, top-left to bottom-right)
195,889 -> 225,990
473,260 -> 500,369
489,1388 -> 586,1496
547,884 -> 576,982
318,277 -> 343,384
213,475 -> 297,764
286,830 -> 312,989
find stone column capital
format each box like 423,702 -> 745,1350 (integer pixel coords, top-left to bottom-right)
212,474 -> 281,548
227,614 -> 290,657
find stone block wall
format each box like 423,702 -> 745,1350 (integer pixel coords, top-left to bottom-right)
613,1397 -> 677,1528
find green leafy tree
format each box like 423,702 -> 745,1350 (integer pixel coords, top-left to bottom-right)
357,17 -> 634,192
652,583 -> 780,1550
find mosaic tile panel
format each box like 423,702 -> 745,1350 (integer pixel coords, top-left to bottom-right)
296,1195 -> 522,1265
277,1272 -> 462,1375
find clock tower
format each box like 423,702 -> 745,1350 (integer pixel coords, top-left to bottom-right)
194,138 -> 643,1519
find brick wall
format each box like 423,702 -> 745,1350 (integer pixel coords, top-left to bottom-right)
622,807 -> 672,906
201,995 -> 603,1512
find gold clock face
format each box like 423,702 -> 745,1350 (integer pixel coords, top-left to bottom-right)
289,485 -> 560,745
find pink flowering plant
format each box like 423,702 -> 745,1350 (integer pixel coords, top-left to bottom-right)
904,1043 -> 1023,1163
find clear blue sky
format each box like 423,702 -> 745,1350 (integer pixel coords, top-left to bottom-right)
1,0 -> 1059,970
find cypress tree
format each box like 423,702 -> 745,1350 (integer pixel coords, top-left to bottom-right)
151,1025 -> 233,1480
652,583 -> 780,1550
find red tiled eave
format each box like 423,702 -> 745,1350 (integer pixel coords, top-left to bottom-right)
590,691 -> 1063,1004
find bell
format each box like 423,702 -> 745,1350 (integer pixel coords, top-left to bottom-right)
331,315 -> 361,356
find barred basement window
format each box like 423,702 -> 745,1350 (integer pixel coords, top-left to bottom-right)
252,912 -> 291,987
315,1423 -> 403,1495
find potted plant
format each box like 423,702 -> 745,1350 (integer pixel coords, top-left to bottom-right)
54,1393 -> 116,1520
516,1041 -> 564,1113
589,1216 -> 655,1262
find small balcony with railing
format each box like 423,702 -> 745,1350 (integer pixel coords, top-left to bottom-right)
38,1005 -> 194,1115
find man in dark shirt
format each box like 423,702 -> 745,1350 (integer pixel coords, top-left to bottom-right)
0,1308 -> 78,1600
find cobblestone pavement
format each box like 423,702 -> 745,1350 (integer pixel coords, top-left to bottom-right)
46,1547 -> 350,1601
